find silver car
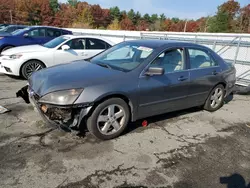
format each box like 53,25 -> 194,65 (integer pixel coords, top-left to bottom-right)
18,40 -> 236,140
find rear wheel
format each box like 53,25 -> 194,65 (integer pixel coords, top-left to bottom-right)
87,98 -> 130,140
204,84 -> 225,112
21,60 -> 45,79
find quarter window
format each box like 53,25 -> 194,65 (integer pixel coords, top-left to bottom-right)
150,48 -> 185,73
188,49 -> 218,69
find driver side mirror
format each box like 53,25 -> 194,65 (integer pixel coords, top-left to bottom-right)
144,67 -> 165,76
61,45 -> 70,51
23,33 -> 29,38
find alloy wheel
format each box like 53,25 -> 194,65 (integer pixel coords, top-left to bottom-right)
97,104 -> 126,135
210,88 -> 223,108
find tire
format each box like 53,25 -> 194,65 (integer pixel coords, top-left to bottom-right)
2,46 -> 13,52
21,60 -> 45,79
204,84 -> 225,112
87,98 -> 130,140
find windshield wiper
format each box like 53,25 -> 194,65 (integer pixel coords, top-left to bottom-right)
96,63 -> 113,69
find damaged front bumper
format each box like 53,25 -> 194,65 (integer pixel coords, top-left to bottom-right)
17,85 -> 92,132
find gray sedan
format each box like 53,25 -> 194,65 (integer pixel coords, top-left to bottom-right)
20,40 -> 236,140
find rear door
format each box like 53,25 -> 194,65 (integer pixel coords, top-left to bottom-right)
53,38 -> 87,65
187,47 -> 222,106
85,38 -> 111,59
137,48 -> 190,119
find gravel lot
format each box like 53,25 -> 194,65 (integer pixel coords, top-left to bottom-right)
1,73 -> 250,188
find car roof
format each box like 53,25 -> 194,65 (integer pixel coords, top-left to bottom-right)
28,26 -> 70,31
123,39 -> 206,49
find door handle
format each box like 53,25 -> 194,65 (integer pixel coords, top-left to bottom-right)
212,71 -> 218,75
81,53 -> 88,56
178,76 -> 188,81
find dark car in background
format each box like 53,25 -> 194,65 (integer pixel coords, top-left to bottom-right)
25,40 -> 236,140
0,26 -> 73,53
0,24 -> 11,30
0,25 -> 27,35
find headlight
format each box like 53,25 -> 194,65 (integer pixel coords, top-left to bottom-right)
0,37 -> 4,40
9,54 -> 23,59
39,89 -> 83,105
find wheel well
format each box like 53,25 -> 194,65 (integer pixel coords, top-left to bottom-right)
206,82 -> 227,100
0,45 -> 15,53
218,82 -> 226,89
19,59 -> 46,77
89,94 -> 134,121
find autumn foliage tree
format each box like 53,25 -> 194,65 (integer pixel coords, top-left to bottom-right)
0,0 -> 249,33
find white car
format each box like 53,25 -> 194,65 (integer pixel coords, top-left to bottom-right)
0,35 -> 115,79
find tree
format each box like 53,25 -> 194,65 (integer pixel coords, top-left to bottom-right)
143,13 -> 151,23
127,9 -> 136,25
171,17 -> 180,23
120,17 -> 135,30
73,7 -> 93,28
239,4 -> 250,32
207,12 -> 230,32
219,0 -> 240,18
151,14 -> 158,23
0,0 -> 16,23
107,19 -> 121,30
134,11 -> 141,25
49,0 -> 59,12
91,5 -> 111,28
218,0 -> 240,31
159,14 -> 166,21
67,0 -> 78,7
137,19 -> 149,31
110,6 -> 121,21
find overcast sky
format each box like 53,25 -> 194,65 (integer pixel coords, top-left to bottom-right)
58,0 -> 249,19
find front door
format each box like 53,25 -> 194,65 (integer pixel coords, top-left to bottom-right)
24,28 -> 46,45
53,38 -> 87,65
137,48 -> 190,119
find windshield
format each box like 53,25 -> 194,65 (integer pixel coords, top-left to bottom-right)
90,42 -> 155,72
12,28 -> 29,36
43,36 -> 69,48
0,26 -> 9,32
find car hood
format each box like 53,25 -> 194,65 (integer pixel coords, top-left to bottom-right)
0,32 -> 12,36
29,60 -> 126,97
2,45 -> 49,55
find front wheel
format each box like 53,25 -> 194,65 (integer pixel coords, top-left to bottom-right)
87,98 -> 130,140
21,60 -> 45,79
204,84 -> 225,112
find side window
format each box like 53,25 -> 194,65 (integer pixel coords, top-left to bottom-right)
27,28 -> 46,37
87,39 -> 108,50
47,29 -> 61,37
150,48 -> 185,73
64,38 -> 86,50
188,49 -> 218,69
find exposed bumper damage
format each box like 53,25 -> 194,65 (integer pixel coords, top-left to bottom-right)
16,85 -> 92,132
